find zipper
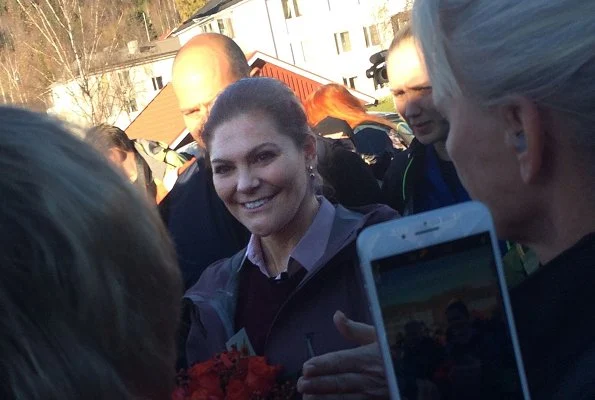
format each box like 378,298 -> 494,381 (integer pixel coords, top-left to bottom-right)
402,155 -> 415,202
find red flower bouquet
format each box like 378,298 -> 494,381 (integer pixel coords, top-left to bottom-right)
173,347 -> 296,400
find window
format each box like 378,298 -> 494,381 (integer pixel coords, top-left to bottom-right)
126,97 -> 138,113
217,18 -> 234,37
117,70 -> 132,87
151,76 -> 163,91
282,0 -> 301,19
201,23 -> 214,33
363,25 -> 380,47
391,10 -> 411,34
334,31 -> 351,54
343,76 -> 357,89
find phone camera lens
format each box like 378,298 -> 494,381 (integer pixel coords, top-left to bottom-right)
401,234 -> 406,239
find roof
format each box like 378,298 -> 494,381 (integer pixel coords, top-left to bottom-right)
52,37 -> 181,85
173,0 -> 246,36
125,51 -> 377,146
125,83 -> 186,144
247,52 -> 377,105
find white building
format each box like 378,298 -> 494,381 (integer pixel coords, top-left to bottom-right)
172,0 -> 409,96
47,37 -> 181,129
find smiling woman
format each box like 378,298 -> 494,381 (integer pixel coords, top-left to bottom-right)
183,77 -> 399,378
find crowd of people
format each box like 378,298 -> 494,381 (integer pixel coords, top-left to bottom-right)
1,0 -> 594,398
391,302 -> 519,400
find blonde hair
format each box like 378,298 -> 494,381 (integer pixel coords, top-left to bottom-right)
0,107 -> 182,399
412,0 -> 595,146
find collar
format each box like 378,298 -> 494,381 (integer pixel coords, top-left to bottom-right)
245,197 -> 336,278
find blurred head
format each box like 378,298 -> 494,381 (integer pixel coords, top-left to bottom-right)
86,124 -> 156,201
446,301 -> 472,345
412,0 -> 595,242
0,107 -> 182,400
172,33 -> 250,145
203,77 -> 317,238
86,124 -> 138,181
387,25 -> 449,145
403,320 -> 424,348
303,83 -> 396,134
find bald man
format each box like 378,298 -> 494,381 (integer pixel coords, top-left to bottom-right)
160,34 -> 250,291
172,33 -> 250,142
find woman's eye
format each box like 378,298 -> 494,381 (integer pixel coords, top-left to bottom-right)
214,165 -> 233,175
256,151 -> 275,163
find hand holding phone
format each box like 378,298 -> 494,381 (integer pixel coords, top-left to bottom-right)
297,311 -> 388,398
357,202 -> 531,400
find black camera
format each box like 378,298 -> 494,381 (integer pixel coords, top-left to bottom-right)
366,50 -> 389,89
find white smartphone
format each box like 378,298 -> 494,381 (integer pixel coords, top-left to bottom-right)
357,201 -> 531,400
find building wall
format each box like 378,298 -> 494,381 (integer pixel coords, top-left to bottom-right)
175,0 -> 407,96
47,55 -> 177,130
274,0 -> 407,95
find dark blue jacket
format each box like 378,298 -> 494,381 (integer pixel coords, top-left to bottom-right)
381,139 -> 469,216
159,157 -> 249,290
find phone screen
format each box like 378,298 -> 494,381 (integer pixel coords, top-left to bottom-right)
372,232 -> 525,400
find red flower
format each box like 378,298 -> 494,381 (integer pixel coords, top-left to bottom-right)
187,359 -> 224,398
173,348 -> 294,400
190,388 -> 223,400
225,378 -> 250,400
245,357 -> 282,396
171,387 -> 187,400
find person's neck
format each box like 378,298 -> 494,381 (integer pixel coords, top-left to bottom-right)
432,140 -> 450,161
523,168 -> 595,264
260,194 -> 320,276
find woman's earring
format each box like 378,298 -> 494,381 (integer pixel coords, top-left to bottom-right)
308,165 -> 315,179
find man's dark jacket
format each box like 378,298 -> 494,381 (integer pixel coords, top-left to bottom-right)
159,157 -> 249,290
381,138 -> 426,215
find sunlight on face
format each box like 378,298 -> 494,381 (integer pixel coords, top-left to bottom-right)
388,39 -> 449,145
209,113 -> 313,237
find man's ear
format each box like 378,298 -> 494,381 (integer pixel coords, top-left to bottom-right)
107,147 -> 125,164
249,67 -> 261,77
501,98 -> 545,184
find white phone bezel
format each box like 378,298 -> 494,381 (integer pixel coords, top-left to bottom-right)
357,201 -> 531,400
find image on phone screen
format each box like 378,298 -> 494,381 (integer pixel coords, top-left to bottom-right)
372,232 -> 525,400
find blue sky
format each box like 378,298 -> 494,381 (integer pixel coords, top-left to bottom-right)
374,245 -> 497,308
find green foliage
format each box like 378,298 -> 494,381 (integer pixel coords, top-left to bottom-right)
175,0 -> 208,21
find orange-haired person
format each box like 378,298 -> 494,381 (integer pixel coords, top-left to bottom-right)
304,83 -> 411,179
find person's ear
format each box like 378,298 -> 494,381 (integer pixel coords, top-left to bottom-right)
303,133 -> 317,164
249,66 -> 261,77
501,98 -> 545,184
107,147 -> 125,164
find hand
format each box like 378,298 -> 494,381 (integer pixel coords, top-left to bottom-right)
297,311 -> 389,399
415,379 -> 441,400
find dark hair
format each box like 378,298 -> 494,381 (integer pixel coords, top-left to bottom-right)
446,300 -> 470,318
86,124 -> 135,153
85,124 -> 156,200
202,77 -> 312,150
0,107 -> 182,399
